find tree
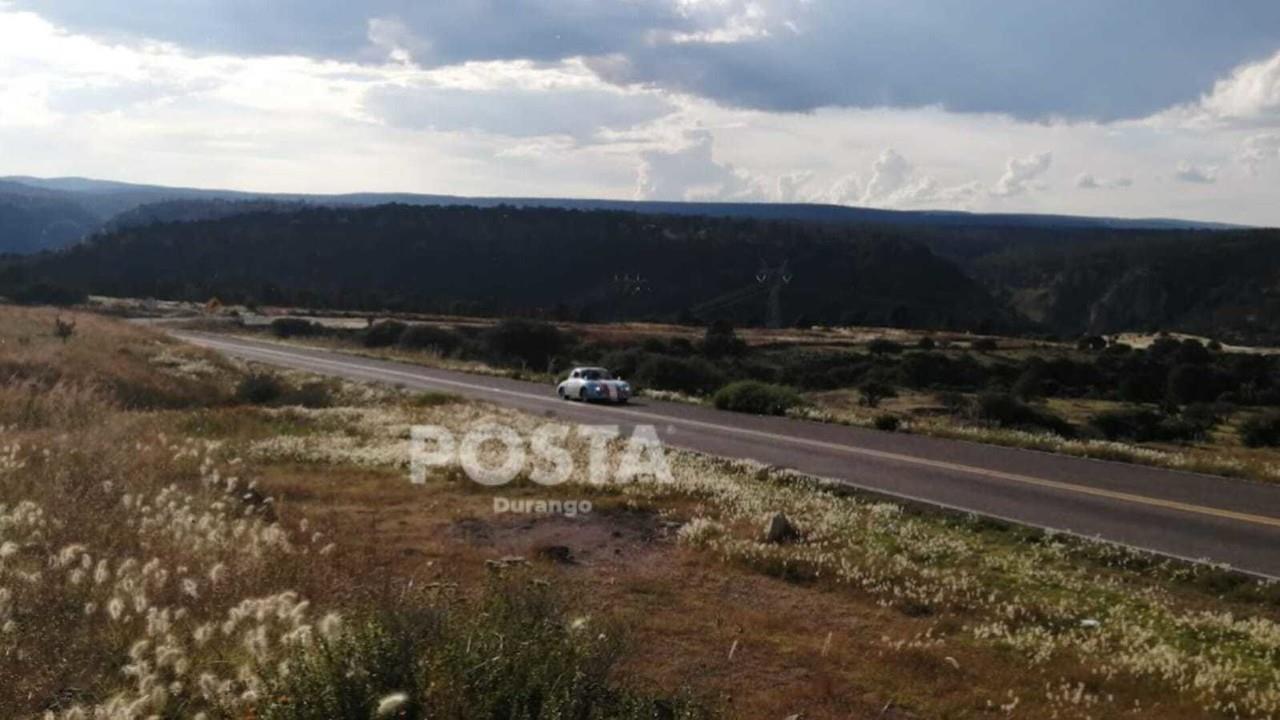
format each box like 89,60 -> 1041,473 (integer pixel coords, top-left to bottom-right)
702,320 -> 746,358
858,379 -> 896,408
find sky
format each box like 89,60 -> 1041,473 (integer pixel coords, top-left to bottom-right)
0,1 -> 1278,225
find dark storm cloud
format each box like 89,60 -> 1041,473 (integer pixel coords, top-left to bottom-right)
13,0 -> 1280,121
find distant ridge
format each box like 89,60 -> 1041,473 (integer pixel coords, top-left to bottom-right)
0,174 -> 1245,256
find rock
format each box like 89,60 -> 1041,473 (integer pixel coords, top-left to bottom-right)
763,512 -> 800,543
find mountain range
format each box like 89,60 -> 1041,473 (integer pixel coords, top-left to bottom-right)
0,175 -> 1244,256
1,175 -> 1277,344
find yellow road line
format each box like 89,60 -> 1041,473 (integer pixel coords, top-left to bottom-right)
187,334 -> 1280,530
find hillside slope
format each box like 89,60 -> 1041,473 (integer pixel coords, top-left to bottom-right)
9,204 -> 1017,330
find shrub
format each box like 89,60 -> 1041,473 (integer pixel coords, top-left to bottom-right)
397,324 -> 461,354
285,381 -> 333,409
971,338 -> 998,352
874,414 -> 901,432
974,392 -> 1072,436
483,318 -> 568,369
1241,411 -> 1280,448
362,320 -> 408,348
236,372 -> 285,404
1077,335 -> 1107,351
857,379 -> 896,408
916,336 -> 936,350
713,380 -> 802,415
634,354 -> 726,396
7,282 -> 86,306
935,391 -> 968,414
867,338 -> 904,355
269,317 -> 319,338
1089,408 -> 1207,443
255,580 -> 704,720
701,320 -> 747,358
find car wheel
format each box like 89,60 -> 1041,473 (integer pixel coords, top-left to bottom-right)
558,387 -> 568,400
578,388 -> 587,402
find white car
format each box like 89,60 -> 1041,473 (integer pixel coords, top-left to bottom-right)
557,366 -> 631,403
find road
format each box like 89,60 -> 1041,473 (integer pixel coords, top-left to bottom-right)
175,330 -> 1280,578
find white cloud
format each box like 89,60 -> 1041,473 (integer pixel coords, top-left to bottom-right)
1240,132 -> 1280,173
992,151 -> 1052,197
1174,161 -> 1217,184
634,129 -> 766,201
367,17 -> 429,65
1075,172 -> 1133,190
774,171 -> 814,202
1197,49 -> 1280,126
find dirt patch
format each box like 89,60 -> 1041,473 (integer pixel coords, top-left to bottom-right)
448,506 -> 673,569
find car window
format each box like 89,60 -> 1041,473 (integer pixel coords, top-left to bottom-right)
583,370 -> 613,380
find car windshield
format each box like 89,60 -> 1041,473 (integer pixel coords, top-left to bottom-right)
582,369 -> 613,381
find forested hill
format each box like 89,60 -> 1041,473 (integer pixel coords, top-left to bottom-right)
4,204 -> 1017,331
0,174 -> 1243,255
970,229 -> 1280,343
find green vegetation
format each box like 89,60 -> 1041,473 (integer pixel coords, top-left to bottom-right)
258,580 -> 705,720
713,380 -> 802,415
1241,411 -> 1280,448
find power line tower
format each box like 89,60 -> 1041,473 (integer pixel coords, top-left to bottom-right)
756,259 -> 793,329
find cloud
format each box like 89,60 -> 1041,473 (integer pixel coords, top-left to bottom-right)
1196,49 -> 1280,126
1075,172 -> 1133,190
634,129 -> 767,201
12,1 -> 1280,121
816,174 -> 860,205
366,17 -> 429,64
1174,161 -> 1217,184
993,152 -> 1052,197
1240,132 -> 1280,172
775,171 -> 815,202
811,148 -> 982,209
364,83 -> 673,140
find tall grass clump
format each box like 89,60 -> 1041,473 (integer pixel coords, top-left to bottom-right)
256,578 -> 709,720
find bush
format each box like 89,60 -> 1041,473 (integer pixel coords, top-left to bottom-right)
483,318 -> 568,370
974,392 -> 1072,436
971,338 -> 998,352
857,379 -> 896,408
256,579 -> 704,720
634,354 -> 726,396
713,381 -> 802,415
362,320 -> 408,348
285,381 -> 333,409
269,317 -> 319,338
397,324 -> 461,354
1241,412 -> 1280,448
874,414 -> 901,432
916,336 -> 936,350
7,282 -> 86,306
236,372 -> 285,404
1077,335 -> 1107,351
701,320 -> 746,358
1089,408 -> 1207,443
867,338 -> 904,355
935,391 -> 968,414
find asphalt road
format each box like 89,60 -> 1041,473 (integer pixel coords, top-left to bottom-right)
175,331 -> 1280,578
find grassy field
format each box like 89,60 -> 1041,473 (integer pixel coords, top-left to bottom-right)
5,305 -> 1280,718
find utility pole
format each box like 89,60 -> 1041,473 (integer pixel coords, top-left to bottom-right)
756,259 -> 792,329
